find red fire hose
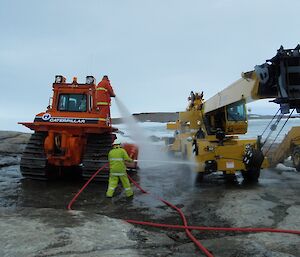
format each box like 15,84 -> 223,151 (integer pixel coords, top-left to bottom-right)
126,173 -> 214,256
67,164 -> 108,210
67,165 -> 300,257
125,219 -> 300,235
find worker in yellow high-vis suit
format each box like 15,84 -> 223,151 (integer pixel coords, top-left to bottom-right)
106,139 -> 134,198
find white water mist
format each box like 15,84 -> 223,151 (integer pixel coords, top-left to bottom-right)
114,97 -> 191,168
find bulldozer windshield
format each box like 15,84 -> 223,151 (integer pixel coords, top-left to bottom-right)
58,94 -> 87,112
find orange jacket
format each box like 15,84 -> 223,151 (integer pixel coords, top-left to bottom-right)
96,78 -> 116,105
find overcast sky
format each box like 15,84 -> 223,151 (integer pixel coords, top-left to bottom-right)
1,0 -> 300,131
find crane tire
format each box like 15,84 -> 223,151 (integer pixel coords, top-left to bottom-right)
196,173 -> 204,183
242,148 -> 263,182
242,168 -> 260,182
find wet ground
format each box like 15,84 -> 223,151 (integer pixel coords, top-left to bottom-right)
1,132 -> 300,256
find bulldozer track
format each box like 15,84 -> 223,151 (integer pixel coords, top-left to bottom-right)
20,132 -> 48,180
82,133 -> 114,181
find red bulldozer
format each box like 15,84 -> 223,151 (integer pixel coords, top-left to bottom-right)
19,75 -> 138,180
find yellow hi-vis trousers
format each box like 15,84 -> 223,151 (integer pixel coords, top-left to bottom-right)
106,174 -> 133,197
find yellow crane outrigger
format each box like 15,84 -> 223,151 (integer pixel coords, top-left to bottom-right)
167,45 -> 300,181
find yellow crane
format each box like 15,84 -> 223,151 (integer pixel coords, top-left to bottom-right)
167,45 -> 300,181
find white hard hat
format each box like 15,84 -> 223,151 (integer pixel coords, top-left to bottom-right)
113,139 -> 121,145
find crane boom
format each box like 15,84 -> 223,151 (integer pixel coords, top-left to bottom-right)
205,45 -> 300,114
204,76 -> 258,114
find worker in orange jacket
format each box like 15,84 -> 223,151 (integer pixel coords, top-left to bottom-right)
96,75 -> 116,122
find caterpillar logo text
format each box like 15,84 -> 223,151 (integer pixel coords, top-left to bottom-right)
49,118 -> 86,124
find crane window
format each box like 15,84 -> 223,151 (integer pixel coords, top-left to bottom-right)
226,101 -> 246,121
58,94 -> 87,112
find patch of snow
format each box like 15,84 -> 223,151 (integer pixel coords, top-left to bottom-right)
275,163 -> 297,172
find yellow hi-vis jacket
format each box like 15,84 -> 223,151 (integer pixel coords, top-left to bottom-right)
108,145 -> 133,175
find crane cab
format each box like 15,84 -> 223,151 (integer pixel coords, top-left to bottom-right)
205,100 -> 248,135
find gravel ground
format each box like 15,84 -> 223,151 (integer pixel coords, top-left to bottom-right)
0,131 -> 300,257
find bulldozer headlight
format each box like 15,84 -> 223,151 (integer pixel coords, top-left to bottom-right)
86,76 -> 95,85
55,75 -> 64,84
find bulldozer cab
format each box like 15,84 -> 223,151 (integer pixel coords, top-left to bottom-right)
58,94 -> 87,112
47,76 -> 98,114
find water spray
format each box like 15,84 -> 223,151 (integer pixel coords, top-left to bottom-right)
133,159 -> 197,166
115,97 -> 177,168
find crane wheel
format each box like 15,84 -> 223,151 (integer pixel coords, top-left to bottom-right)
195,172 -> 204,183
242,168 -> 260,182
224,174 -> 236,183
292,146 -> 300,172
242,148 -> 264,182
